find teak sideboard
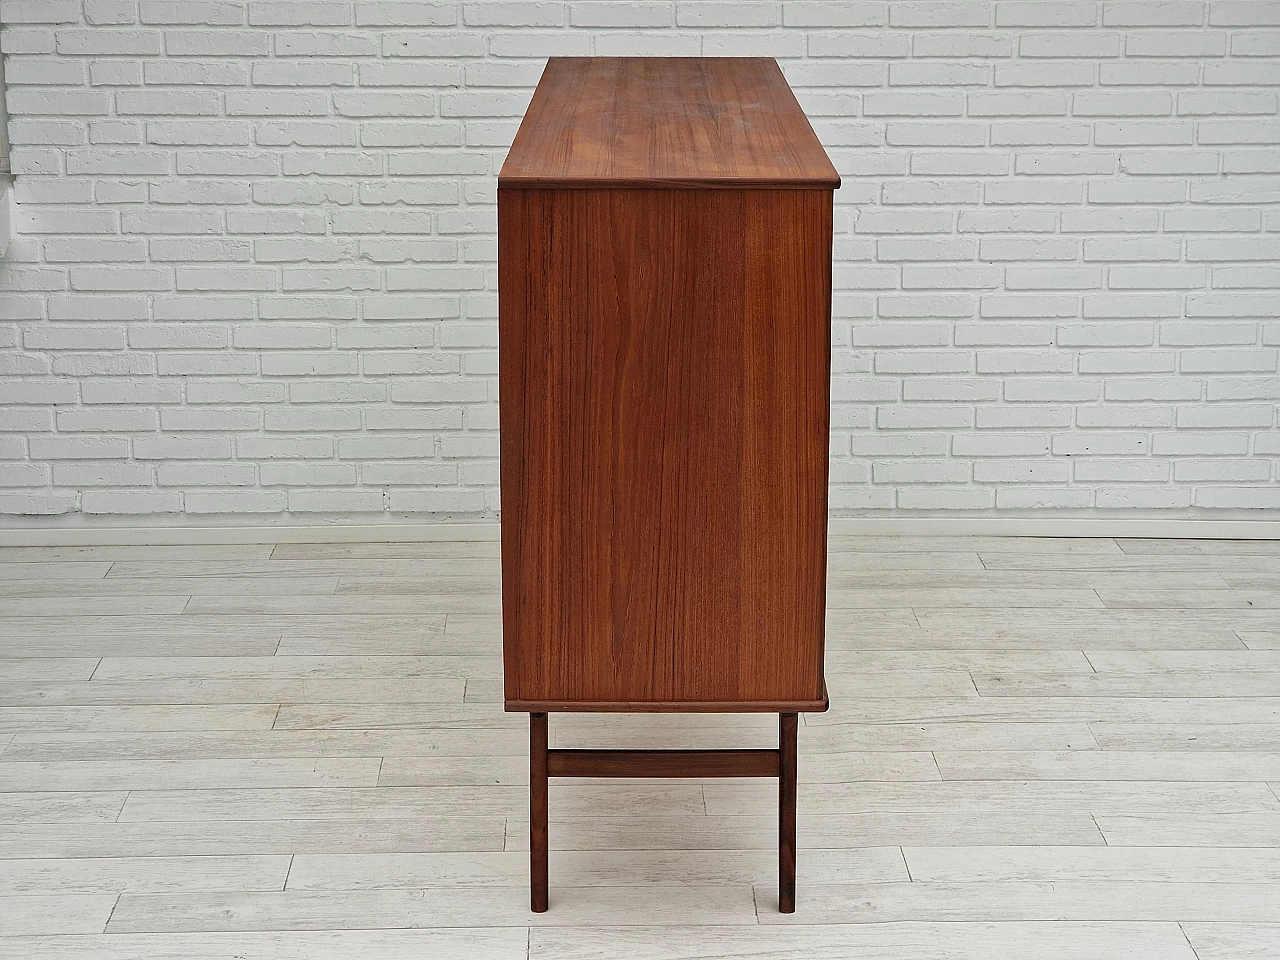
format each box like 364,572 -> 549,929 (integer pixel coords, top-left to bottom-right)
498,57 -> 838,913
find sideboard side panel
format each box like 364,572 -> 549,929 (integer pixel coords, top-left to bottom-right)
500,187 -> 830,708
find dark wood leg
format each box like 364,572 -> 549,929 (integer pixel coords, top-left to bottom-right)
779,712 -> 798,914
530,711 -> 549,913
530,713 -> 803,911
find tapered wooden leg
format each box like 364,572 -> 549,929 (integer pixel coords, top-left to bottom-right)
530,711 -> 549,913
779,712 -> 798,913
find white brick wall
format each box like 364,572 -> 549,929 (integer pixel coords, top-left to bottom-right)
2,0 -> 1278,524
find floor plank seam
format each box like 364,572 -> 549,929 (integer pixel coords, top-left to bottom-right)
1178,921 -> 1203,960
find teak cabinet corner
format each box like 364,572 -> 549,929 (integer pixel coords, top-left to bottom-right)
498,57 -> 837,913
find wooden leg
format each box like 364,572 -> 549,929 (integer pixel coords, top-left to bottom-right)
779,712 -> 798,914
530,711 -> 549,913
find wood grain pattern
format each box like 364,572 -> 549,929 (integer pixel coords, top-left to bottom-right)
500,57 -> 834,713
499,185 -> 832,710
498,58 -> 840,189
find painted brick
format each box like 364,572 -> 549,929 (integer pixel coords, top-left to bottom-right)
2,2 -> 1276,523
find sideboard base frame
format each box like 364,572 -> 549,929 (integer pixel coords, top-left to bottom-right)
528,711 -> 801,914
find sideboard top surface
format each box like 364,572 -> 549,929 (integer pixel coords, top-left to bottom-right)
498,57 -> 841,189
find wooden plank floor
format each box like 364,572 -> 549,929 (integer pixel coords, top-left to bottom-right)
1,536 -> 1278,958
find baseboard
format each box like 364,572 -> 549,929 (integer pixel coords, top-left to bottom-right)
826,517 -> 1280,539
1,515 -> 1279,546
0,522 -> 504,546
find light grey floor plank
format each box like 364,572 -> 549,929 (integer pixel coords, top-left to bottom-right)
0,758 -> 383,791
0,818 -> 507,858
105,886 -> 758,932
529,922 -> 1197,960
1116,539 -> 1239,556
904,845 -> 1280,882
0,894 -> 117,935
0,597 -> 190,617
1085,649 -> 1280,672
287,847 -> 909,890
827,670 -> 988,699
827,569 -> 1231,590
1097,813 -> 1280,846
376,756 -> 528,786
270,542 -> 502,560
0,678 -> 466,707
805,696 -> 1280,725
0,929 -> 528,960
1241,631 -> 1280,649
0,633 -> 281,659
1189,541 -> 1280,557
0,855 -> 291,894
829,588 -> 1105,609
0,614 -> 447,642
1091,723 -> 1280,751
2,729 -> 528,761
703,780 -> 1280,816
107,558 -> 504,579
445,614 -> 506,635
1223,572 -> 1280,589
826,623 -> 1247,650
1100,589 -> 1280,609
275,636 -> 503,655
92,655 -> 499,682
503,811 -> 1105,849
828,550 -> 986,570
335,576 -> 502,595
183,595 -> 502,616
828,650 -> 1095,673
759,880 -> 1280,923
0,562 -> 112,580
0,792 -> 126,824
272,703 -> 522,731
914,607 -> 1280,633
1182,922 -> 1280,960
0,545 -> 274,561
0,577 -> 340,598
828,536 -> 1123,554
0,658 -> 99,682
934,750 -> 1280,781
117,784 -> 707,822
980,551 -> 1280,572
973,671 -> 1280,697
0,704 -> 280,733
